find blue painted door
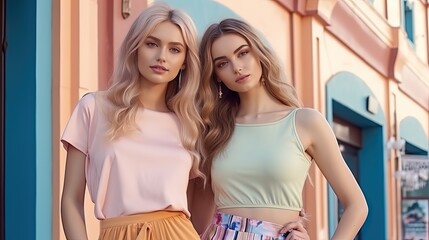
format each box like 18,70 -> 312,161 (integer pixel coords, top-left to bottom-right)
338,141 -> 361,240
0,0 -> 4,238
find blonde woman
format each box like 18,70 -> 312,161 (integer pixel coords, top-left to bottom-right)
61,3 -> 203,239
195,18 -> 368,240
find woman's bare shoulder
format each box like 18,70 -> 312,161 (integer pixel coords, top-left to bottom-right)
295,108 -> 326,127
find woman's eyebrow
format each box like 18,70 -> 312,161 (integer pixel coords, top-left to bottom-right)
213,44 -> 248,62
146,35 -> 185,48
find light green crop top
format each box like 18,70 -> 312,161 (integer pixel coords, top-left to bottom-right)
211,108 -> 312,211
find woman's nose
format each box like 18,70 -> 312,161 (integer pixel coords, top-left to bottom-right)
157,48 -> 167,62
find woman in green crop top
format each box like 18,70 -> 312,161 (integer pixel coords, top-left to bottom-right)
190,18 -> 368,240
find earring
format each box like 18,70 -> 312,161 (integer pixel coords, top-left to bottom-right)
218,82 -> 223,99
178,69 -> 183,88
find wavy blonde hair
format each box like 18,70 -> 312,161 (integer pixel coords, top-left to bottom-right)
199,18 -> 302,174
106,2 -> 204,179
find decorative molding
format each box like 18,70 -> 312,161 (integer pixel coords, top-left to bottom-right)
327,1 -> 396,78
122,0 -> 131,19
275,0 -> 332,25
399,65 -> 429,111
396,26 -> 429,111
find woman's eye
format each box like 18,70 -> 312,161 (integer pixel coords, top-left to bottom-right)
170,48 -> 181,53
146,42 -> 157,47
217,61 -> 228,68
238,50 -> 249,57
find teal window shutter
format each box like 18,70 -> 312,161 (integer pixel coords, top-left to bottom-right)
403,0 -> 415,43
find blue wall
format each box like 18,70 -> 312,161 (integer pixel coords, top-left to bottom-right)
160,0 -> 274,49
400,116 -> 428,154
159,0 -> 240,34
326,71 -> 387,239
5,0 -> 52,239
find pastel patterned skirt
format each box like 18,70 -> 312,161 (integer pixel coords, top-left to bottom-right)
201,211 -> 288,240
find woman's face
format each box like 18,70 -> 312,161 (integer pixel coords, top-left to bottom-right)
138,21 -> 186,88
211,33 -> 262,94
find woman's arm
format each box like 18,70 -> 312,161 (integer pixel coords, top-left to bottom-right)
61,145 -> 89,240
297,109 -> 368,240
187,177 -> 216,234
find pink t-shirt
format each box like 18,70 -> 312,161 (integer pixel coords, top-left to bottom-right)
61,92 -> 193,219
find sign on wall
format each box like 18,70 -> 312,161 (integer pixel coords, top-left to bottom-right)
402,199 -> 429,240
397,155 -> 429,191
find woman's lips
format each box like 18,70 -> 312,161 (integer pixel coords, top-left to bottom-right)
235,74 -> 250,82
150,65 -> 168,73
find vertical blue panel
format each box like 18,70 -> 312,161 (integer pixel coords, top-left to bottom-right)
36,0 -> 52,239
5,0 -> 36,239
5,0 -> 52,239
359,127 -> 387,239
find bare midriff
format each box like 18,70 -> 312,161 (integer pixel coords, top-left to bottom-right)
219,207 -> 300,225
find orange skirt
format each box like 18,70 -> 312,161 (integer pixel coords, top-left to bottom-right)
99,211 -> 199,240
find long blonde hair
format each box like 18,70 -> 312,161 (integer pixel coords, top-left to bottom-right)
199,18 -> 302,174
106,2 -> 204,179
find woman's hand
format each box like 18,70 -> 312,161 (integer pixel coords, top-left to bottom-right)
279,209 -> 309,240
279,220 -> 309,240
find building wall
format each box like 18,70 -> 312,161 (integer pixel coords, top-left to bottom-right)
52,0 -> 101,239
49,0 -> 429,239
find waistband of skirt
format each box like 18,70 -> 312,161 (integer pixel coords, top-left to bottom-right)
100,211 -> 185,229
212,211 -> 284,232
